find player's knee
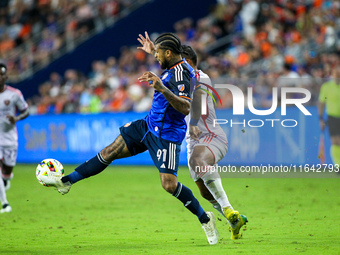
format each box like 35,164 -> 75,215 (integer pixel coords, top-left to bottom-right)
161,180 -> 177,194
100,146 -> 115,162
189,155 -> 203,171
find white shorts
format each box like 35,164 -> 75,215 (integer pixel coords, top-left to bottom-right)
186,134 -> 228,181
0,147 -> 18,167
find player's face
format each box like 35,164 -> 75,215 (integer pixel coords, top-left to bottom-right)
154,45 -> 170,69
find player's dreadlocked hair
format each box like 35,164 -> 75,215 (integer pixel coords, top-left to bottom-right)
154,33 -> 182,55
181,45 -> 197,66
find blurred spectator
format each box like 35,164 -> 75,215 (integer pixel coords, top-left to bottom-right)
277,63 -> 300,87
128,84 -> 152,112
239,0 -> 259,40
0,0 -> 147,82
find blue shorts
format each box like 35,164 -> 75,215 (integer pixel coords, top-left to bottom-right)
119,119 -> 181,175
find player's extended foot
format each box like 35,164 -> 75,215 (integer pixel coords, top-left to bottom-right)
229,215 -> 248,239
0,204 -> 12,213
201,211 -> 219,245
224,208 -> 248,239
43,176 -> 72,195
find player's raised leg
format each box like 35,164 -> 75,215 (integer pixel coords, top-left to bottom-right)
189,145 -> 247,239
45,135 -> 131,194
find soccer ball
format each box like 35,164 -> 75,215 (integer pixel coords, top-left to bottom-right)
36,158 -> 65,186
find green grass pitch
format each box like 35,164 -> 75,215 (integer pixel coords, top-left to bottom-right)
0,164 -> 339,255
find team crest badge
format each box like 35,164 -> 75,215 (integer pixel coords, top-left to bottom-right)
124,122 -> 131,127
162,72 -> 168,80
4,100 -> 10,106
177,84 -> 185,92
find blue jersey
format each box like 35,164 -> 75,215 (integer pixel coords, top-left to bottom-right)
146,59 -> 195,144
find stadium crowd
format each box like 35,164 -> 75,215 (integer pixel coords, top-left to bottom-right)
0,0 -> 141,82
6,0 -> 340,114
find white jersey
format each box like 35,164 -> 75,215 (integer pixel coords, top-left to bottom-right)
0,85 -> 28,147
186,70 -> 228,145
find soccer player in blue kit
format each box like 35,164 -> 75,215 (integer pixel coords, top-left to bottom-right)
46,32 -> 219,245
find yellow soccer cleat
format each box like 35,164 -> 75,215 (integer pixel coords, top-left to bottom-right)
224,208 -> 240,224
229,215 -> 248,239
224,208 -> 248,240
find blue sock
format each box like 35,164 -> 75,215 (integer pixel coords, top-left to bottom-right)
62,153 -> 110,184
172,182 -> 209,224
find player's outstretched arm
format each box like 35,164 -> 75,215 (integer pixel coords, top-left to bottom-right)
138,71 -> 190,115
137,31 -> 155,56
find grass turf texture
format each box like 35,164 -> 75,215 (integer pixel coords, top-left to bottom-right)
0,165 -> 339,255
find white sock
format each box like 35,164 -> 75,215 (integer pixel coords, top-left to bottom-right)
200,166 -> 233,210
209,200 -> 226,218
0,177 -> 9,206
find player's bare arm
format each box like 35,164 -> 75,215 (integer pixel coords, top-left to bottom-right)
189,88 -> 204,140
161,86 -> 191,115
138,71 -> 190,115
6,108 -> 29,124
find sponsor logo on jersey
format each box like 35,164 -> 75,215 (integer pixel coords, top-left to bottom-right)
177,84 -> 185,92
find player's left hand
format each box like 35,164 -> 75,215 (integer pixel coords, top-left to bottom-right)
138,72 -> 165,93
6,115 -> 17,124
137,31 -> 155,55
189,125 -> 202,141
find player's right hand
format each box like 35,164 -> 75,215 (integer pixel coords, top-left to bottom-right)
138,71 -> 165,93
6,115 -> 17,124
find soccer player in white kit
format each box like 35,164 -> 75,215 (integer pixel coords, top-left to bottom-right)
181,46 -> 247,240
0,63 -> 29,213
